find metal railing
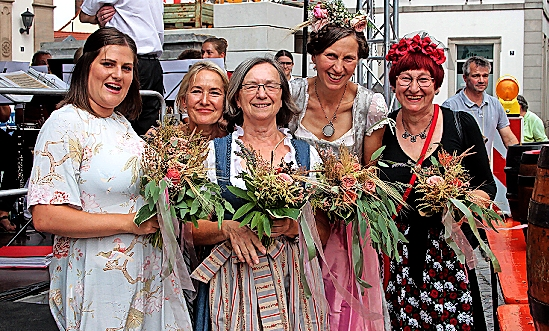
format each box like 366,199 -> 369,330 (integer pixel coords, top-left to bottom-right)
0,88 -> 166,120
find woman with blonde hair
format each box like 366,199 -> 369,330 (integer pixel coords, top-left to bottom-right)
176,61 -> 229,139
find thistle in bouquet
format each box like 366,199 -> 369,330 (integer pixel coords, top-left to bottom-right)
134,118 -> 233,248
228,140 -> 312,248
413,147 -> 503,272
310,146 -> 407,286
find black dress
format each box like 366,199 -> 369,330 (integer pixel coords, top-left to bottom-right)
380,107 -> 496,331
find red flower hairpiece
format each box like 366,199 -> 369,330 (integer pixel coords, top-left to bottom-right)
386,34 -> 446,65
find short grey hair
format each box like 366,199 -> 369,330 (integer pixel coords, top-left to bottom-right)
224,57 -> 298,131
462,56 -> 491,76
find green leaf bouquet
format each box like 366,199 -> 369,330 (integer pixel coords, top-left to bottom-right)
413,147 -> 503,272
134,119 -> 232,248
228,140 -> 312,248
310,146 -> 407,287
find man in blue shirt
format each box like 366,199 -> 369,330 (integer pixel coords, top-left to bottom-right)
443,56 -> 518,156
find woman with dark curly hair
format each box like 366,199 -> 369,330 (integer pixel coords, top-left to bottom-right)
289,1 -> 391,330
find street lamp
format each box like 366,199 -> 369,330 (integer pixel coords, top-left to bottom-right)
19,8 -> 35,34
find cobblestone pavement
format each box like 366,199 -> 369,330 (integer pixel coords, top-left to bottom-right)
475,248 -> 504,331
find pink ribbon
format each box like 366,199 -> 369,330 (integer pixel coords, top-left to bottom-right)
300,204 -> 384,329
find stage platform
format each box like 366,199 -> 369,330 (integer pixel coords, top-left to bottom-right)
0,229 -> 57,330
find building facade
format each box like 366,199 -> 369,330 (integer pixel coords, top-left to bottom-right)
377,0 -> 549,123
1,0 -> 54,62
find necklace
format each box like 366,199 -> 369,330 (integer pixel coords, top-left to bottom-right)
401,113 -> 434,143
314,79 -> 347,137
269,135 -> 287,166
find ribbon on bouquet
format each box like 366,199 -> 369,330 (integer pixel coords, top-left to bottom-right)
441,200 -> 501,273
156,185 -> 196,325
441,208 -> 477,271
299,203 -> 384,323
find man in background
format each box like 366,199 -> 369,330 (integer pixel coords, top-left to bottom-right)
31,50 -> 51,67
80,0 -> 164,135
443,56 -> 518,155
518,94 -> 548,142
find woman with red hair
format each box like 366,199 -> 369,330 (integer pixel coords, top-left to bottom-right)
381,33 -> 495,330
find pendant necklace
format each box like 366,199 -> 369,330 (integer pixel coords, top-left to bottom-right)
314,79 -> 347,137
401,113 -> 434,143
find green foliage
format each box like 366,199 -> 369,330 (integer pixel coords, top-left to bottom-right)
228,141 -> 311,246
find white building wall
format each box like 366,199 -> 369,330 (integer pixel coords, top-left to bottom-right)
11,0 -> 35,61
380,9 -> 525,104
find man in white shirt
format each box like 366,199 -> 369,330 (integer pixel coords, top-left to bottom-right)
442,56 -> 518,155
80,0 -> 164,135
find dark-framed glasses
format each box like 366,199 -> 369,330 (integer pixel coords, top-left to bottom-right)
397,75 -> 434,88
278,61 -> 293,66
241,83 -> 282,94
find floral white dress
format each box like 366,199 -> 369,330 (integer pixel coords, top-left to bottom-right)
28,105 -> 192,331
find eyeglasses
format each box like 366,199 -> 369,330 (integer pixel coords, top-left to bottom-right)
278,61 -> 293,66
397,75 -> 434,88
241,83 -> 282,94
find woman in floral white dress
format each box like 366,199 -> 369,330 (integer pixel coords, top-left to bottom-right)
28,27 -> 192,331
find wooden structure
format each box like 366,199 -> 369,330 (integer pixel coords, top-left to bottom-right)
164,2 -> 214,29
497,304 -> 535,331
486,219 -> 532,330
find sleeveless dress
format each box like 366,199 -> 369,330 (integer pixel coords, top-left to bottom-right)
380,107 -> 495,330
289,78 -> 391,331
27,105 -> 192,331
192,126 -> 328,331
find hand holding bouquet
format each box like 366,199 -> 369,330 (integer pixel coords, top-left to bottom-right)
134,118 -> 232,248
310,146 -> 406,287
413,147 -> 503,271
228,140 -> 312,247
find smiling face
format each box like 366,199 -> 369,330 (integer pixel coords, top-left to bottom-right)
312,35 -> 359,90
202,42 -> 224,59
87,45 -> 134,117
395,69 -> 437,114
181,69 -> 225,128
237,63 -> 283,125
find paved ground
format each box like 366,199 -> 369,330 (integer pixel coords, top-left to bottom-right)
17,245 -> 506,329
475,248 -> 504,331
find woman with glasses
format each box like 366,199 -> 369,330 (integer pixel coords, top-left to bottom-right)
191,57 -> 328,331
274,50 -> 295,81
381,33 -> 495,330
289,2 -> 390,329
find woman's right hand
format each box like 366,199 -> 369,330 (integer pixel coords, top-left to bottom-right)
222,220 -> 266,266
129,213 -> 160,236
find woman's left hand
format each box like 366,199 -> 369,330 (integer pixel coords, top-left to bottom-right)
271,218 -> 299,238
470,189 -> 491,208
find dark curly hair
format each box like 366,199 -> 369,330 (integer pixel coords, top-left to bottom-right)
307,24 -> 369,59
